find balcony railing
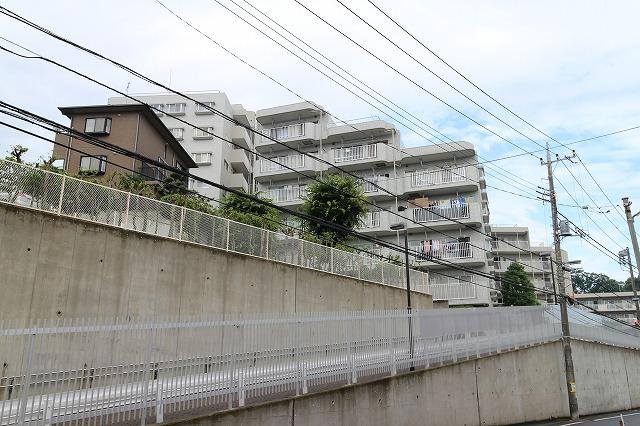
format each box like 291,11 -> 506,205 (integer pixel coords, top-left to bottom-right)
495,260 -> 552,272
334,144 -> 377,163
412,203 -> 470,223
264,123 -> 305,140
411,166 -> 466,187
265,186 -> 307,203
360,211 -> 381,228
411,240 -> 473,261
260,154 -> 305,173
430,276 -> 477,300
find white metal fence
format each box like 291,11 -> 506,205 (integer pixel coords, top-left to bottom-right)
259,154 -> 305,172
264,185 -> 307,203
0,306 -> 586,425
333,144 -> 377,163
412,203 -> 470,222
410,166 -> 466,188
410,240 -> 473,261
0,159 -> 429,293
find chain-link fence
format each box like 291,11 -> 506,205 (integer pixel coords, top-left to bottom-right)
0,159 -> 430,293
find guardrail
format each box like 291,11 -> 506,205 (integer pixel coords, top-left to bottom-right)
0,306 -> 634,425
0,159 -> 429,293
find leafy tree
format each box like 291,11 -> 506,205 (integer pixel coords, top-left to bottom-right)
301,174 -> 368,247
109,172 -> 155,198
217,191 -> 281,231
571,270 -> 622,293
160,192 -> 216,215
622,277 -> 640,292
157,172 -> 188,197
5,145 -> 29,163
501,263 -> 539,306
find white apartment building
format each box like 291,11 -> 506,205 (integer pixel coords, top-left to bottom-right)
108,92 -> 254,202
254,102 -> 494,306
574,292 -> 639,323
488,225 -> 572,304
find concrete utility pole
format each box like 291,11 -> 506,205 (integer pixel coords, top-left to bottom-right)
542,143 -> 579,419
621,248 -> 640,320
621,198 -> 640,321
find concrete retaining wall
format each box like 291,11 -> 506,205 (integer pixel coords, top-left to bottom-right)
170,341 -> 640,426
0,204 -> 432,321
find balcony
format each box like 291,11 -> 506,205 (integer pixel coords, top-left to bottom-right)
255,153 -> 319,181
231,126 -> 252,150
491,240 -> 531,253
360,175 -> 394,200
412,203 -> 470,223
407,166 -> 478,195
328,142 -> 393,171
223,173 -> 249,192
494,259 -> 552,274
263,186 -> 307,205
230,149 -> 251,174
256,122 -> 320,150
410,240 -> 472,261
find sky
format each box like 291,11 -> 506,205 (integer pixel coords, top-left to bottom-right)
1,0 -> 639,280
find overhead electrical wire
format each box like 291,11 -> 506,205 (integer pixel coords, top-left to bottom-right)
0,23 -> 564,273
3,110 -> 638,331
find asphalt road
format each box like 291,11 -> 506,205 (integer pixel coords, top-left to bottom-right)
530,409 -> 640,425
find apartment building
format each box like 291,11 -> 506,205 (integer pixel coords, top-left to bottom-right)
254,102 -> 494,306
574,292 -> 639,323
53,104 -> 196,183
108,92 -> 254,202
488,225 -> 572,304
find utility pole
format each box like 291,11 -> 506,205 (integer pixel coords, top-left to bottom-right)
621,197 -> 640,322
542,143 -> 579,419
620,248 -> 640,321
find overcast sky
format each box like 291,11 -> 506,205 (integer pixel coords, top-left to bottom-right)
1,0 -> 639,280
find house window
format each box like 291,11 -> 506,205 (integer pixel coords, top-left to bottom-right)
149,103 -> 164,115
193,127 -> 214,139
165,103 -> 186,114
84,117 -> 112,135
195,101 -> 216,114
169,128 -> 184,140
192,152 -> 212,165
79,155 -> 107,173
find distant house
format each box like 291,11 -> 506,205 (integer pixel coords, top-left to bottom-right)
53,104 -> 196,184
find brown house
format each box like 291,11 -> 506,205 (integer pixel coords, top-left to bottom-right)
53,104 -> 196,183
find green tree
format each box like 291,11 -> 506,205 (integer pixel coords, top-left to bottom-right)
622,277 -> 640,292
157,172 -> 188,197
5,145 -> 29,163
501,262 -> 539,306
301,174 -> 368,247
217,191 -> 281,231
571,270 -> 622,293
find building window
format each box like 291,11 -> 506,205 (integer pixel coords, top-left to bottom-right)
195,101 -> 216,114
149,103 -> 164,115
192,152 -> 212,165
79,155 -> 107,173
169,128 -> 184,140
193,127 -> 214,139
165,103 -> 186,114
267,123 -> 305,140
84,117 -> 112,135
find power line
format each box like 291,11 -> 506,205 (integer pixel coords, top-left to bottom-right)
0,28 -> 561,274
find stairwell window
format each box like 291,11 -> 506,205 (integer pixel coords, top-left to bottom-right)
191,152 -> 212,165
84,117 -> 112,135
79,155 -> 107,174
193,127 -> 214,139
165,103 -> 186,114
195,101 -> 216,114
169,128 -> 184,140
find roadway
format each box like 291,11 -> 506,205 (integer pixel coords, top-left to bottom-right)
529,409 -> 640,425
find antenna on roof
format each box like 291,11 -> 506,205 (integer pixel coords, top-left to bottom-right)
125,82 -> 130,94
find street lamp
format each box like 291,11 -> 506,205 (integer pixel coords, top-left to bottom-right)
390,222 -> 414,370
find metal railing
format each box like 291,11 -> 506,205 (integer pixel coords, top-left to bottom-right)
263,123 -> 305,140
410,240 -> 473,261
334,144 -> 377,163
429,276 -> 478,300
495,259 -> 552,273
410,166 -> 466,188
259,154 -> 305,172
0,306 -> 576,425
265,185 -> 307,203
0,159 -> 429,294
0,306 -> 631,425
412,203 -> 470,223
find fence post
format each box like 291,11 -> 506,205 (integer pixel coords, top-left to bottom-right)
124,192 -> 131,229
155,381 -> 164,423
43,395 -> 54,426
225,219 -> 231,251
330,248 -> 334,273
265,229 -> 269,259
178,207 -> 185,241
56,175 -> 66,215
16,333 -> 36,426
